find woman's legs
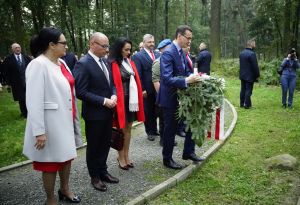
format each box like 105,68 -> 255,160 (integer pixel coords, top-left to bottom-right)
287,75 -> 296,107
42,171 -> 57,205
281,75 -> 288,106
58,161 -> 75,198
118,122 -> 133,166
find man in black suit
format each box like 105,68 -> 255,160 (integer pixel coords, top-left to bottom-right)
132,34 -> 160,141
239,39 -> 260,109
3,43 -> 31,118
73,32 -> 119,192
61,51 -> 77,71
196,42 -> 212,75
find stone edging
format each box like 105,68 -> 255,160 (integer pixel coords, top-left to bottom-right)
0,122 -> 143,173
126,99 -> 238,205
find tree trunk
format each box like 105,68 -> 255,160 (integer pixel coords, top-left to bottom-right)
10,0 -> 25,46
210,0 -> 221,62
283,0 -> 292,53
184,0 -> 188,25
164,0 -> 169,38
291,0 -> 300,50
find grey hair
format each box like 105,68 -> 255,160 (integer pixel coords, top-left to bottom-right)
143,34 -> 154,42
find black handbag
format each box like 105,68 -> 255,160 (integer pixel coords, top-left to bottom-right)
111,128 -> 124,151
277,66 -> 283,75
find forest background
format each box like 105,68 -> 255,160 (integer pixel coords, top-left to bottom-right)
0,0 -> 299,62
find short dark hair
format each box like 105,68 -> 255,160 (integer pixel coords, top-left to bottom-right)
109,37 -> 132,65
175,25 -> 192,39
30,26 -> 62,57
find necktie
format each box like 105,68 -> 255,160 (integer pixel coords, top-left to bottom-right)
150,51 -> 155,61
179,49 -> 186,69
99,58 -> 110,84
17,55 -> 22,66
186,54 -> 193,71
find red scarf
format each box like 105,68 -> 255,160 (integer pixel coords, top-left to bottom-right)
111,60 -> 145,128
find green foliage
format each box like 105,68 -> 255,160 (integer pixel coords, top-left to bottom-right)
177,77 -> 224,146
150,78 -> 300,205
259,58 -> 282,86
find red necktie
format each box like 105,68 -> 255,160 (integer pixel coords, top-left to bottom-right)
186,54 -> 193,71
150,51 -> 155,61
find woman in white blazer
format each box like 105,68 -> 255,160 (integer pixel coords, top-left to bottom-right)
23,27 -> 82,205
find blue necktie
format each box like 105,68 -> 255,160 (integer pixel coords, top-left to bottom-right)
17,55 -> 22,66
99,58 -> 110,84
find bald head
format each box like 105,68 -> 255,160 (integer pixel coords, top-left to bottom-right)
89,32 -> 109,57
11,43 -> 21,55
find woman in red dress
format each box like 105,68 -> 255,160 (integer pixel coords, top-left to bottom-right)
23,27 -> 82,205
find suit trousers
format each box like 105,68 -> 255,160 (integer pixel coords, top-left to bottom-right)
240,80 -> 254,107
18,98 -> 27,117
162,107 -> 195,161
85,118 -> 112,178
143,93 -> 158,135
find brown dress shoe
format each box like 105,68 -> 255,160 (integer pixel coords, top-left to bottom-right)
91,177 -> 107,192
100,173 -> 119,183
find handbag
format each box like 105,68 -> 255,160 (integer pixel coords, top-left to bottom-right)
277,66 -> 283,75
111,128 -> 124,150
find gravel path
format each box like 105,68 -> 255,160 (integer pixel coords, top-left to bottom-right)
0,123 -> 214,205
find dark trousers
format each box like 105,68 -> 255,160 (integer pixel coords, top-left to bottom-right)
157,106 -> 164,141
162,107 -> 195,161
240,80 -> 254,107
144,93 -> 158,135
18,99 -> 27,117
85,119 -> 112,178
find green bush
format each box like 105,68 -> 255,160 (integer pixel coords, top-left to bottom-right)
212,58 -> 300,89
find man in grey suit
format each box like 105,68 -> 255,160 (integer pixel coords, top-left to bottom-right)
73,32 -> 119,192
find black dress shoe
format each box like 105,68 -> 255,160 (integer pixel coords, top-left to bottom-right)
182,153 -> 205,162
163,159 -> 183,170
91,177 -> 107,192
177,131 -> 186,137
100,173 -> 119,183
58,189 -> 81,203
154,131 -> 160,136
147,135 -> 155,141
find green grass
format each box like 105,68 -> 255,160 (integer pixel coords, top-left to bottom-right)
149,78 -> 300,205
0,88 -> 86,167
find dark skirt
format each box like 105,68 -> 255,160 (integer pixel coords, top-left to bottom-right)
124,95 -> 136,123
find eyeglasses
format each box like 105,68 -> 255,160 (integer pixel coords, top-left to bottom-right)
94,41 -> 110,49
57,41 -> 67,46
181,35 -> 192,41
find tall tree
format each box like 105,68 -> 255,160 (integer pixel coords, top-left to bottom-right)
210,0 -> 221,62
10,0 -> 25,46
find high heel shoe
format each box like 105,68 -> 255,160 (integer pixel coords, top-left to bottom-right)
127,162 -> 134,168
58,189 -> 81,203
117,159 -> 129,170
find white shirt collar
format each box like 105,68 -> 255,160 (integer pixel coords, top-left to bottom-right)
88,50 -> 101,62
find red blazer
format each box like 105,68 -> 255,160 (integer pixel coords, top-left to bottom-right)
111,60 -> 145,128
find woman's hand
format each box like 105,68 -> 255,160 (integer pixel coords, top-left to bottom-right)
35,134 -> 47,150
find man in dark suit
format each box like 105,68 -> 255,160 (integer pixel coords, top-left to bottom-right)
73,32 -> 119,192
196,42 -> 212,75
61,51 -> 77,71
239,39 -> 260,109
157,25 -> 204,170
3,43 -> 31,118
132,34 -> 160,141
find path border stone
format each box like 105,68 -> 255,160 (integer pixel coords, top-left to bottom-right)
125,99 -> 238,205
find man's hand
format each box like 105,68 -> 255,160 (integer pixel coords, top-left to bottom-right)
111,95 -> 117,104
185,73 -> 201,84
35,134 -> 47,150
142,90 -> 147,98
104,98 -> 117,108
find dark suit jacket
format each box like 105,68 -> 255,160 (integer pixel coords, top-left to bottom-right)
157,43 -> 192,108
3,53 -> 31,101
73,53 -> 116,121
61,52 -> 77,71
239,48 -> 260,82
132,49 -> 160,95
196,49 -> 212,75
